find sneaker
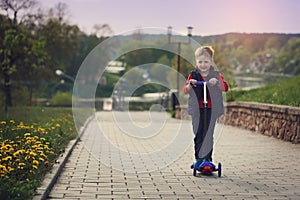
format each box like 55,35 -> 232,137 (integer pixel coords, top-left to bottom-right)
194,158 -> 203,170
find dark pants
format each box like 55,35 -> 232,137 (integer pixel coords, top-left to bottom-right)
192,108 -> 216,161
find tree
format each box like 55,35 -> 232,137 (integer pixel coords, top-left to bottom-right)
93,24 -> 113,38
38,18 -> 82,77
275,38 -> 300,75
264,36 -> 281,51
0,0 -> 42,111
17,32 -> 49,105
0,0 -> 38,25
0,26 -> 49,106
0,28 -> 24,110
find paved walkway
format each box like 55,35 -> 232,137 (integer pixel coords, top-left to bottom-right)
46,112 -> 299,199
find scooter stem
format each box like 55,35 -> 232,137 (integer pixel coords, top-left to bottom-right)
203,82 -> 207,104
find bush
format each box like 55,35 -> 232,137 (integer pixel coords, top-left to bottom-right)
51,91 -> 72,106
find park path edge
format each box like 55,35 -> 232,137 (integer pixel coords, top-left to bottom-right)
32,114 -> 95,200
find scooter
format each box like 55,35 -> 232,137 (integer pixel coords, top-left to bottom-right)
190,80 -> 222,177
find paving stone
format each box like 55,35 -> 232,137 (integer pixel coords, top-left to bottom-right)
44,112 -> 300,200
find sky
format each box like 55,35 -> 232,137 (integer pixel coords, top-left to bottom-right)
40,0 -> 300,36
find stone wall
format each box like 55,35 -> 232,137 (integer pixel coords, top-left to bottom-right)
176,102 -> 300,144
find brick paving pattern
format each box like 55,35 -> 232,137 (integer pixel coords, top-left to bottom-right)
46,112 -> 299,199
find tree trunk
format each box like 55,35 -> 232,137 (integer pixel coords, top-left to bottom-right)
4,72 -> 12,113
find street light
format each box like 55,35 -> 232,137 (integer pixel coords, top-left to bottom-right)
55,69 -> 78,97
55,69 -> 75,82
167,26 -> 193,109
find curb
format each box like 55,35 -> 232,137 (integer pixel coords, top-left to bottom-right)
33,115 -> 95,200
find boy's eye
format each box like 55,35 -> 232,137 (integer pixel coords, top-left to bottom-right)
198,61 -> 208,64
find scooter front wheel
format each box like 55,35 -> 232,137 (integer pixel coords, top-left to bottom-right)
218,163 -> 222,177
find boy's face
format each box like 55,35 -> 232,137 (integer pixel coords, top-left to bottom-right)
196,55 -> 211,73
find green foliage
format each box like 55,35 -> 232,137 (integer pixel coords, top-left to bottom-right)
196,33 -> 300,75
274,38 -> 300,74
51,91 -> 72,105
229,75 -> 300,106
170,110 -> 176,118
0,177 -> 39,200
96,72 -> 120,97
38,18 -> 82,76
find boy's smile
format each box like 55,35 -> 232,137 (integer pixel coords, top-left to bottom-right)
196,55 -> 212,75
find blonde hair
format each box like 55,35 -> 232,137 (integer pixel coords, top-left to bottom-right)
195,46 -> 215,60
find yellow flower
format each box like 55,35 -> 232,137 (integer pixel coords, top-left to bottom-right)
29,151 -> 37,157
13,151 -> 20,157
7,166 -> 14,172
14,149 -> 25,156
36,147 -> 43,151
1,144 -> 7,151
40,153 -> 47,158
0,121 -> 6,125
9,120 -> 15,124
19,122 -> 24,128
33,160 -> 39,165
0,165 -> 7,171
32,165 -> 38,169
2,156 -> 12,161
39,157 -> 45,162
24,133 -> 31,137
38,127 -> 45,132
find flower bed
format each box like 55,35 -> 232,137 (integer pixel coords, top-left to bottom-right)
0,107 -> 77,199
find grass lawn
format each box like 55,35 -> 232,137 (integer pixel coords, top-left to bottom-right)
227,75 -> 300,107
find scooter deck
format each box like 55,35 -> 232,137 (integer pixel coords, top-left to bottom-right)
192,161 -> 222,177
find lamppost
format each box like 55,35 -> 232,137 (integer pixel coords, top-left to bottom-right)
167,26 -> 193,109
55,69 -> 78,97
55,69 -> 75,83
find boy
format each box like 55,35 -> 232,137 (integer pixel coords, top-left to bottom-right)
183,46 -> 228,169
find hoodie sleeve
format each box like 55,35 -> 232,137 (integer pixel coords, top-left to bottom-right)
183,73 -> 193,94
218,73 -> 229,92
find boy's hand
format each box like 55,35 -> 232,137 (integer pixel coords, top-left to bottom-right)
209,78 -> 218,86
189,79 -> 197,87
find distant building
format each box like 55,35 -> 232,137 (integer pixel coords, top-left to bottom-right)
106,61 -> 126,73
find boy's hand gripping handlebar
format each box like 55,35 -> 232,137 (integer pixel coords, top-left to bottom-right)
189,80 -> 220,104
189,80 -> 220,86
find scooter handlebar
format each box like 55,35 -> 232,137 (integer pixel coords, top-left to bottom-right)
190,80 -> 220,86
